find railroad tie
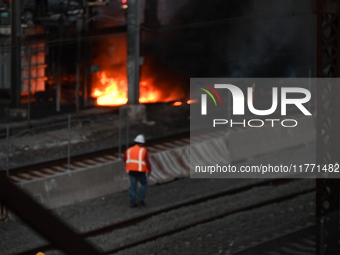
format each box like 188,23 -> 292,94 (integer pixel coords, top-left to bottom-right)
146,146 -> 159,153
73,161 -> 90,168
93,157 -> 109,163
29,170 -> 47,178
17,173 -> 33,181
163,142 -> 179,149
61,164 -> 78,170
102,155 -> 117,161
83,159 -> 98,165
41,168 -> 59,175
172,140 -> 188,146
114,153 -> 124,159
153,144 -> 170,151
9,175 -> 23,182
51,166 -> 67,172
180,138 -> 190,143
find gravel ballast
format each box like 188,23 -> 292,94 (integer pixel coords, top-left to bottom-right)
0,142 -> 316,255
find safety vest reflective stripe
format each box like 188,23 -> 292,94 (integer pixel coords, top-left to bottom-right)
126,146 -> 148,172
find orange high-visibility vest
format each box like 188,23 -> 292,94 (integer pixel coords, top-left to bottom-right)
125,145 -> 149,172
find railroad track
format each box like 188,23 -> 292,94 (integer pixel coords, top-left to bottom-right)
233,224 -> 316,255
5,111 -> 312,183
14,178 -> 315,255
4,132 -> 192,183
2,110 -> 316,254
2,106 -> 312,182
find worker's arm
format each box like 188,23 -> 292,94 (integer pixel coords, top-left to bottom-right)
145,152 -> 152,175
122,151 -> 127,162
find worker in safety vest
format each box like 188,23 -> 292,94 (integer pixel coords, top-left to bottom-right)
123,134 -> 152,208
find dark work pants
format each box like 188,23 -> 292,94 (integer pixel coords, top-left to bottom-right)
128,171 -> 147,205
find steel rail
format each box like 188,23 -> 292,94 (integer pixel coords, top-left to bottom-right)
1,131 -> 190,179
233,224 -> 316,255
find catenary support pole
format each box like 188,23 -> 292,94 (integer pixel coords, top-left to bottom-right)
10,0 -> 22,108
127,0 -> 141,104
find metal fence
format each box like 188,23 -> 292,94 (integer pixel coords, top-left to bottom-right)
0,106 -> 133,175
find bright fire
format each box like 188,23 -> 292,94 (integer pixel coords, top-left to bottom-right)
92,72 -> 184,106
139,80 -> 163,103
172,101 -> 183,106
92,72 -> 127,105
187,99 -> 197,104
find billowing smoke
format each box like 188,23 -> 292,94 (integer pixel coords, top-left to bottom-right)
142,0 -> 316,79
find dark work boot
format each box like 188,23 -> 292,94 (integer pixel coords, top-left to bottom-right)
139,201 -> 146,206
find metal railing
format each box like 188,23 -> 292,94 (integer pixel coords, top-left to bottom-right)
0,106 -> 135,173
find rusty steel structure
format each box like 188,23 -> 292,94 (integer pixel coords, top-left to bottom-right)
313,0 -> 340,254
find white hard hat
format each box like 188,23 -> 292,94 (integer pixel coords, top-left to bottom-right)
134,134 -> 145,144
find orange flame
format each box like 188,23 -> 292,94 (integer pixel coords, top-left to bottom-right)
187,99 -> 198,104
139,81 -> 162,103
92,71 -> 184,106
91,72 -> 127,106
172,101 -> 183,106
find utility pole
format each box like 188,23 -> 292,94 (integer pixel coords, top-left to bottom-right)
82,0 -> 89,108
10,0 -> 22,108
126,0 -> 141,104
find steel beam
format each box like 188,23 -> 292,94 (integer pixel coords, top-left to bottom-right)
314,1 -> 340,254
312,0 -> 340,14
0,175 -> 102,255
